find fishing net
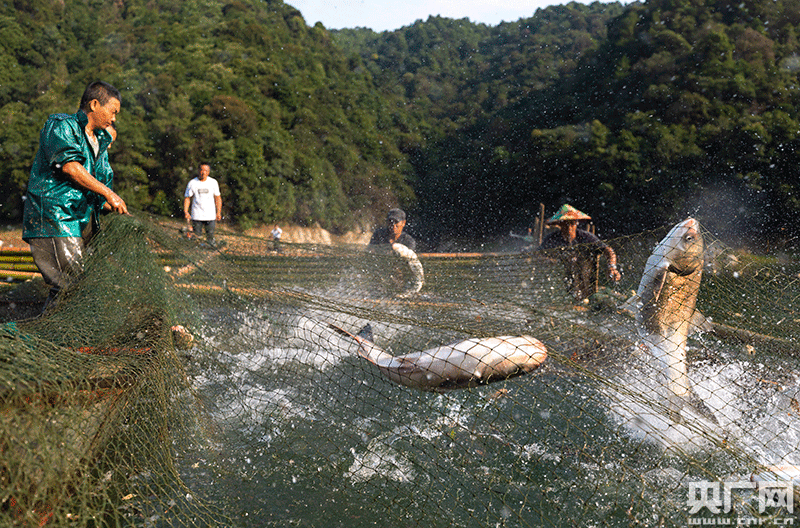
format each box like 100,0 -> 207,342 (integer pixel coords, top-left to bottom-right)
1,212 -> 798,527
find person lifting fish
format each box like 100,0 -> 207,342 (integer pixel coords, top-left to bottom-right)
367,208 -> 424,297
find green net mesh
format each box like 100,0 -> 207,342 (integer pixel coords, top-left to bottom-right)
1,213 -> 798,527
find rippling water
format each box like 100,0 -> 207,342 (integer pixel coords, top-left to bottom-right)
169,298 -> 800,527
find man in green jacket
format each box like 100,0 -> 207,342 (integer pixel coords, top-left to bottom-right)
23,81 -> 128,310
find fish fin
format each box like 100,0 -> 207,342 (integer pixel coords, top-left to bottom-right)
686,389 -> 719,426
668,386 -> 719,426
328,322 -> 388,366
328,323 -> 371,350
328,323 -> 355,339
618,293 -> 640,316
356,324 -> 374,343
667,399 -> 683,425
638,263 -> 669,313
328,322 -> 375,344
689,311 -> 714,335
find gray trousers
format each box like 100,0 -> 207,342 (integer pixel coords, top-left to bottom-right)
192,219 -> 216,244
28,237 -> 85,311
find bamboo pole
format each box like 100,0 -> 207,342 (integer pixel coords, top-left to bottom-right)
0,247 -> 32,256
536,203 -> 545,246
709,321 -> 799,356
0,255 -> 34,263
0,270 -> 40,280
0,263 -> 39,272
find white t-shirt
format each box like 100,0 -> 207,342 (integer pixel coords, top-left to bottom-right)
184,177 -> 220,221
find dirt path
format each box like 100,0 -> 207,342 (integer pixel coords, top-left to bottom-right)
0,226 -> 26,250
244,224 -> 371,245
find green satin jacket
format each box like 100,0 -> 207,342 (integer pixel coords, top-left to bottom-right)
23,110 -> 113,239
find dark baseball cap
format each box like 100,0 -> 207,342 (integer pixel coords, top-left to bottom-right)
387,208 -> 406,222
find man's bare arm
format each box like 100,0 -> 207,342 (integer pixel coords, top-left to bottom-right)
183,196 -> 192,221
61,161 -> 128,214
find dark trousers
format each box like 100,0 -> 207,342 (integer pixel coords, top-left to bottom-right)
192,220 -> 216,244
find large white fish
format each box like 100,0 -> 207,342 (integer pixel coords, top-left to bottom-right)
624,218 -> 716,424
330,323 -> 547,391
391,243 -> 424,298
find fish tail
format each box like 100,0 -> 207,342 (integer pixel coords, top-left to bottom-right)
686,387 -> 719,426
357,324 -> 374,343
328,322 -> 373,344
666,386 -> 719,426
328,322 -> 382,365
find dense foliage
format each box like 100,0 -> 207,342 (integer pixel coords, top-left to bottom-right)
0,0 -> 414,231
337,0 -> 800,245
1,0 -> 799,245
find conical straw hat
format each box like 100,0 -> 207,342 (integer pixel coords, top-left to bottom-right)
546,204 -> 591,225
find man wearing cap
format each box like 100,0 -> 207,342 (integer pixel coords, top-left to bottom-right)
369,208 -> 416,251
367,208 -> 423,296
538,204 -> 621,301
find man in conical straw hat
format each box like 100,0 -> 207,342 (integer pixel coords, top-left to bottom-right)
538,204 -> 621,301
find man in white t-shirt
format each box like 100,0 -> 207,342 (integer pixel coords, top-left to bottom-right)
183,163 -> 222,246
270,224 -> 283,253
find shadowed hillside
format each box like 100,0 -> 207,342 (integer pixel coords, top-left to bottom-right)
336,0 -> 800,247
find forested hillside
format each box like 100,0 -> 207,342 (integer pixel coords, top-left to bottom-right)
0,0 -> 415,231
337,0 -> 800,245
1,0 -> 799,245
